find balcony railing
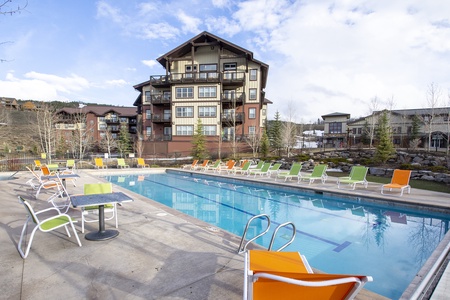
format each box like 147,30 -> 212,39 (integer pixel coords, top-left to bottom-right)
147,134 -> 172,141
149,72 -> 246,85
149,94 -> 171,105
221,112 -> 244,123
152,114 -> 172,123
105,118 -> 119,124
221,92 -> 245,104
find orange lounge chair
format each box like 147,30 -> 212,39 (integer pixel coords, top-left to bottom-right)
244,250 -> 373,300
182,159 -> 199,170
193,160 -> 209,170
381,169 -> 412,196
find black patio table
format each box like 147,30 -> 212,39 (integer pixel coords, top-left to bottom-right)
70,192 -> 133,241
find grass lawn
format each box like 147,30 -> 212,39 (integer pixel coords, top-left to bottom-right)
329,172 -> 450,194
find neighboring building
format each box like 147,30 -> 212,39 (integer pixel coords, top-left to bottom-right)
56,105 -> 137,152
323,107 -> 450,150
1,97 -> 18,109
321,112 -> 350,148
133,31 -> 270,157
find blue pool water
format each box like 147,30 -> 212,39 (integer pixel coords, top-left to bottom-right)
105,171 -> 450,299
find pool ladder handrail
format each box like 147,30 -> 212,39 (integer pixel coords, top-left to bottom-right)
237,214 -> 296,254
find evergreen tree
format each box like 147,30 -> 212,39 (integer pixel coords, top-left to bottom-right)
117,125 -> 132,157
374,110 -> 395,163
269,111 -> 283,156
260,129 -> 269,158
410,114 -> 421,141
191,119 -> 207,160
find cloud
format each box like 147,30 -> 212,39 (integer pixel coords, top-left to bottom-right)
96,1 -> 125,23
104,79 -> 128,87
176,10 -> 202,34
0,72 -> 89,101
142,60 -> 158,68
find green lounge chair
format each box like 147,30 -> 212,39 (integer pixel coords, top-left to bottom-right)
248,162 -> 272,177
337,166 -> 368,190
276,163 -> 302,181
249,161 -> 264,171
230,161 -> 252,175
117,158 -> 130,168
299,164 -> 328,184
267,163 -> 282,177
18,196 -> 81,258
203,160 -> 221,172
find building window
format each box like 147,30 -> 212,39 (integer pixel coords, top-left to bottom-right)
145,91 -> 151,102
99,117 -> 105,122
163,109 -> 171,121
146,127 -> 152,136
250,69 -> 257,81
249,88 -> 257,100
185,65 -> 197,72
120,117 -> 128,123
199,106 -> 216,117
163,91 -> 171,101
249,108 -> 256,119
329,122 -> 342,134
357,128 -> 362,134
99,124 -> 107,130
407,126 -> 412,133
223,63 -> 236,71
199,64 -> 217,72
202,125 -> 217,136
176,107 -> 194,117
352,128 -> 357,134
249,126 -> 256,135
176,125 -> 194,135
146,109 -> 151,120
176,87 -> 193,98
199,86 -> 217,98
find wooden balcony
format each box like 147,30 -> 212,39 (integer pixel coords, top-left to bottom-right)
221,112 -> 244,124
152,114 -> 171,123
221,92 -> 245,105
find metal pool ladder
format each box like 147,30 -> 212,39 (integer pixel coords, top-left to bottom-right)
237,214 -> 296,254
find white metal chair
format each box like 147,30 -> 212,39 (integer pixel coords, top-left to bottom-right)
17,196 -> 81,259
81,183 -> 117,233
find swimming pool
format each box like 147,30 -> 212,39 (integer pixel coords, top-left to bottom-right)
105,170 -> 450,299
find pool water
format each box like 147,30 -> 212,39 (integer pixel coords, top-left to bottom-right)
105,171 -> 450,299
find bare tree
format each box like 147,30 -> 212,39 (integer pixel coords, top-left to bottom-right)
367,96 -> 380,148
134,131 -> 145,158
1,0 -> 28,62
99,130 -> 117,158
36,103 -> 60,163
244,128 -> 261,157
70,110 -> 95,160
422,82 -> 441,151
281,101 -> 298,157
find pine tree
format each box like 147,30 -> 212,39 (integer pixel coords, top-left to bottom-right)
260,129 -> 269,158
191,119 -> 207,160
269,111 -> 283,156
410,114 -> 421,141
375,110 -> 395,163
361,121 -> 370,145
117,125 -> 132,157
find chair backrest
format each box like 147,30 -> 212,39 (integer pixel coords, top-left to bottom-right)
84,183 -> 113,195
350,166 -> 368,181
254,161 -> 264,169
211,160 -> 221,168
117,158 -> 126,165
260,163 -> 272,172
18,196 -> 39,224
289,163 -> 302,175
137,158 -> 145,166
391,169 -> 412,186
66,160 -> 75,168
200,160 -> 209,167
34,160 -> 42,167
41,165 -> 51,176
270,163 -> 282,171
311,164 -> 327,177
227,161 -> 236,169
26,166 -> 41,180
241,161 -> 252,170
191,160 -> 199,166
95,158 -> 104,167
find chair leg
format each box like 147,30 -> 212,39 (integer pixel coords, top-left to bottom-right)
18,223 -> 39,259
68,223 -> 82,247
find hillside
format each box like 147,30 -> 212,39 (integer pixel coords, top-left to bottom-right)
0,110 -> 39,153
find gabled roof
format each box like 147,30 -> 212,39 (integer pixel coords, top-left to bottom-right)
156,31 -> 269,88
321,112 -> 350,119
58,105 -> 137,117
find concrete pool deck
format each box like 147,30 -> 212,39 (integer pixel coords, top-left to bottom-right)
1,168 -> 449,299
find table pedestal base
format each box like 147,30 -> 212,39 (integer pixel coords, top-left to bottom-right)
85,229 -> 119,241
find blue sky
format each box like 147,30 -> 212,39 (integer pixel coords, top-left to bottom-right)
1,0 -> 450,122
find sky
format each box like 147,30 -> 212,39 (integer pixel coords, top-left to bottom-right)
1,0 -> 450,122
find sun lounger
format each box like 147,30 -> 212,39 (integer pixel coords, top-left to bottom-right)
337,166 -> 368,190
276,163 -> 302,181
299,164 -> 328,184
381,169 -> 412,196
